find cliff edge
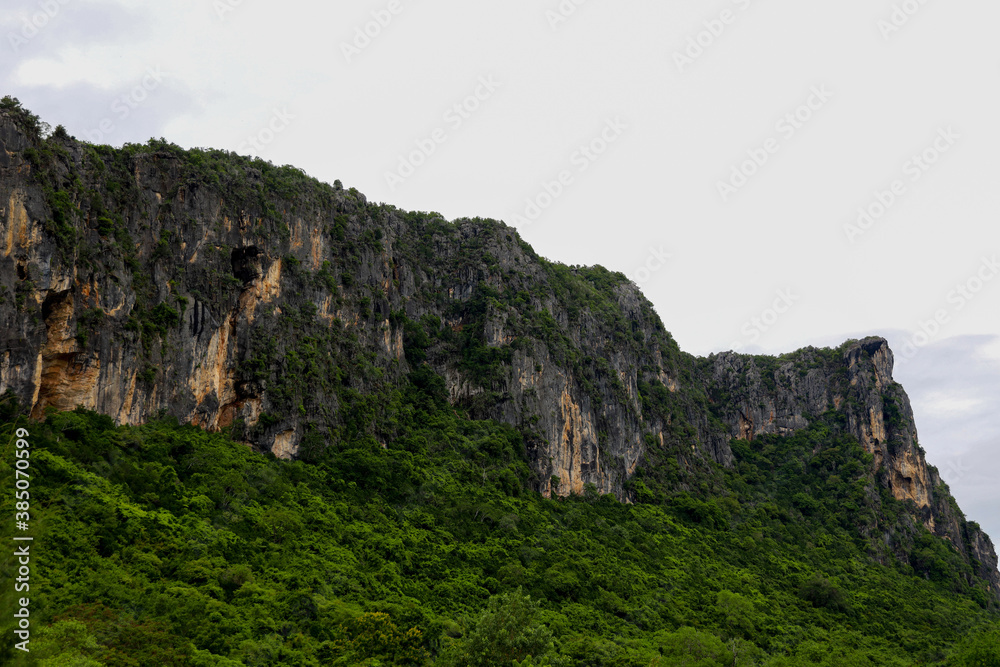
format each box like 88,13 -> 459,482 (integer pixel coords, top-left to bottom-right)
1,106 -> 996,602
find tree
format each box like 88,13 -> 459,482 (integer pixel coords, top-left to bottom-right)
950,624 -> 1000,666
443,588 -> 558,666
798,575 -> 848,612
0,95 -> 43,136
652,627 -> 729,667
715,590 -> 755,637
332,612 -> 428,665
28,620 -> 103,666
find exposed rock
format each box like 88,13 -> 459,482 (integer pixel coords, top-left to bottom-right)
0,108 -> 996,602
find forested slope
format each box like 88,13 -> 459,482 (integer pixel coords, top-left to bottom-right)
1,96 -> 999,665
2,400 -> 999,665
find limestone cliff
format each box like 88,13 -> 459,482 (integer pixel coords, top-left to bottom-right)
1,106 -> 997,601
704,337 -> 1000,597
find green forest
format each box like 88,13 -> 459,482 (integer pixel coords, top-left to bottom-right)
2,388 -> 999,666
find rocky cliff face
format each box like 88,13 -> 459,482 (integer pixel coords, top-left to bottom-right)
704,338 -> 1000,597
1,108 -> 997,601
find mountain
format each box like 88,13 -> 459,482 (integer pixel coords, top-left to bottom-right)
2,97 -> 999,665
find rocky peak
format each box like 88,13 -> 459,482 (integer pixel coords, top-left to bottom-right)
0,116 -> 997,603
702,336 -> 1000,599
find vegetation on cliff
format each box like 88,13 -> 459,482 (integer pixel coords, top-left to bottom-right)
2,96 -> 1000,665
2,400 -> 999,665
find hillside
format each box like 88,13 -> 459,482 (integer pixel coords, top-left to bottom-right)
2,96 -> 999,665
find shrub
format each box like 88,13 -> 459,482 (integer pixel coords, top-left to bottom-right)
441,589 -> 557,667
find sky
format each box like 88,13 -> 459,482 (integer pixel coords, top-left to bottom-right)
1,0 -> 997,541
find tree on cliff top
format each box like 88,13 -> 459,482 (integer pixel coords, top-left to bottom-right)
1,95 -> 48,138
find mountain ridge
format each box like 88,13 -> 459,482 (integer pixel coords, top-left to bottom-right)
1,100 -> 997,607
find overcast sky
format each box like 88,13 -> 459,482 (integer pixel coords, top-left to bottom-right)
2,0 -> 997,541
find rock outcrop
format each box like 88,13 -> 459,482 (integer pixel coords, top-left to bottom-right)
704,337 -> 1000,596
1,107 -> 997,601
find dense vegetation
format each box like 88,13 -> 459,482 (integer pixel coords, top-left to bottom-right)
2,95 -> 999,664
3,391 -> 998,665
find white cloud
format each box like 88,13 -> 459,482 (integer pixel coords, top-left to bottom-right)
13,45 -> 145,89
914,391 -> 985,419
976,336 -> 1000,363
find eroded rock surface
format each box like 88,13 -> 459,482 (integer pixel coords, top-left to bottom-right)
1,109 -> 996,601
